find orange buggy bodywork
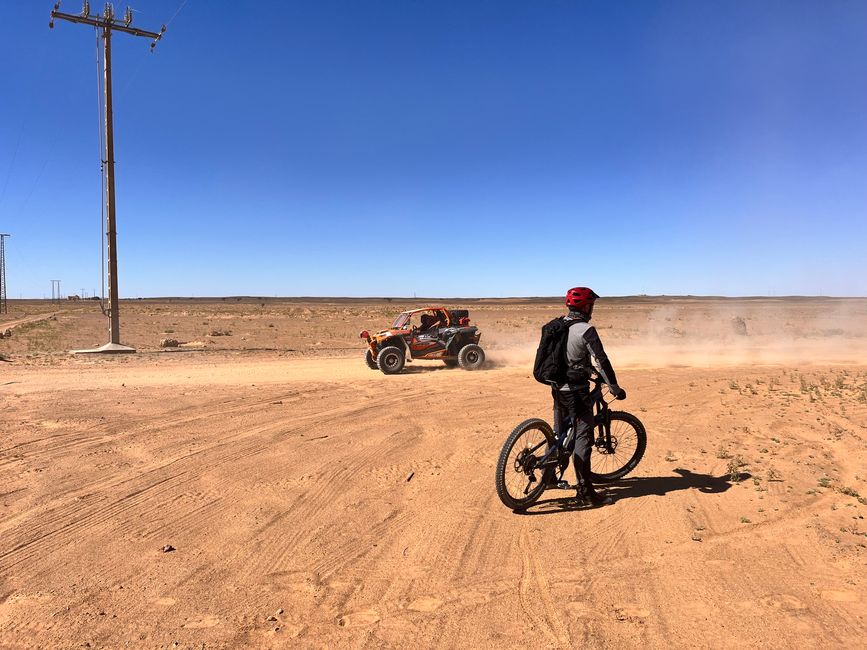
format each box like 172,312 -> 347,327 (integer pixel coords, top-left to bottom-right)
359,306 -> 481,366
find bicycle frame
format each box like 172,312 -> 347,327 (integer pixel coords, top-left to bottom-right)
523,381 -> 616,478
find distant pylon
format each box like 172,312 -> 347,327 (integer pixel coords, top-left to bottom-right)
0,234 -> 9,314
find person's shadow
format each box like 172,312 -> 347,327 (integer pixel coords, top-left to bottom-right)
519,468 -> 749,515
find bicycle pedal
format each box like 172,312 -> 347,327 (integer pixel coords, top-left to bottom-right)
555,481 -> 575,490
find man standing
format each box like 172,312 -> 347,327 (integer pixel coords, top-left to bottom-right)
554,287 -> 626,507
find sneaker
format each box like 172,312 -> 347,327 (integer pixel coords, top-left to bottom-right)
578,489 -> 613,507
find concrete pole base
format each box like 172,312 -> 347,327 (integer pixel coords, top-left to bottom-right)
71,342 -> 137,354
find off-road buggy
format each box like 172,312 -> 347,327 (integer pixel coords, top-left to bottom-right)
360,307 -> 485,374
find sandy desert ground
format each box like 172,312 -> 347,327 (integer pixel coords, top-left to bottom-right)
1,296 -> 866,648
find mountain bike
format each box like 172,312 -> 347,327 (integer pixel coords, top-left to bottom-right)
495,376 -> 647,511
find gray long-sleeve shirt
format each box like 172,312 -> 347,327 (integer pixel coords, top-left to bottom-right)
560,314 -> 620,392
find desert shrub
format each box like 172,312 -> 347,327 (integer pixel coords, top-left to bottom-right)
728,456 -> 746,482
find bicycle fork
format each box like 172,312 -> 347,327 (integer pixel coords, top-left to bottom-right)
594,408 -> 614,452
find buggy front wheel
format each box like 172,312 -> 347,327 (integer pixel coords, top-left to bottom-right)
590,411 -> 646,483
377,346 -> 406,374
495,418 -> 556,511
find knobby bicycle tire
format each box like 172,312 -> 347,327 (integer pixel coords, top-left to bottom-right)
590,410 -> 646,483
495,418 -> 556,511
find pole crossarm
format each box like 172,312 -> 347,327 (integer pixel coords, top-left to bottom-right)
50,5 -> 166,48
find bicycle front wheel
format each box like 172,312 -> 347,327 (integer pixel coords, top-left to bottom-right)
495,418 -> 556,511
590,411 -> 646,483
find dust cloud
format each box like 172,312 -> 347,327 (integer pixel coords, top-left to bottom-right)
484,299 -> 867,370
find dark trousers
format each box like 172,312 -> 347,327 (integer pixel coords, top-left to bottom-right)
552,386 -> 596,494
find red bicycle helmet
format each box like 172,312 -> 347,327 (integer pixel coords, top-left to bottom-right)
565,287 -> 599,315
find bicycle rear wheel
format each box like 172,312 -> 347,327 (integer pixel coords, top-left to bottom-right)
590,411 -> 646,483
495,418 -> 556,511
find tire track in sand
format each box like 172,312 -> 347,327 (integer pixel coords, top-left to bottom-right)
176,388 -> 430,581
0,386 -> 425,575
518,527 -> 571,647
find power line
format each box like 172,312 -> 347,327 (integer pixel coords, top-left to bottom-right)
118,0 -> 187,97
0,123 -> 25,209
165,0 -> 189,29
17,143 -> 54,212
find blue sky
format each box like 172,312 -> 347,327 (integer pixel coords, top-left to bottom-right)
1,0 -> 865,298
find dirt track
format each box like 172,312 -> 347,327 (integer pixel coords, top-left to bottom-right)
2,299 -> 866,647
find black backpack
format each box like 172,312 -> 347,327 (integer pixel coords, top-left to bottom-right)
533,317 -> 579,385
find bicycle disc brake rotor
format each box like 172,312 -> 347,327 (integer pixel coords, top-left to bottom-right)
514,448 -> 538,474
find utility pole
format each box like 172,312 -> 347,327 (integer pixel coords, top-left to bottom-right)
0,234 -> 9,314
50,1 -> 165,353
51,279 -> 61,304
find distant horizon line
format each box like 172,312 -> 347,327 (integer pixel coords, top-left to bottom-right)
9,294 -> 866,301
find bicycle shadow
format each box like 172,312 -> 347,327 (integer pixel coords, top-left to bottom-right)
518,468 -> 749,516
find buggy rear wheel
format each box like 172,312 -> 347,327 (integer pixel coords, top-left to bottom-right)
458,344 -> 485,370
495,418 -> 556,511
376,346 -> 406,374
590,411 -> 646,482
